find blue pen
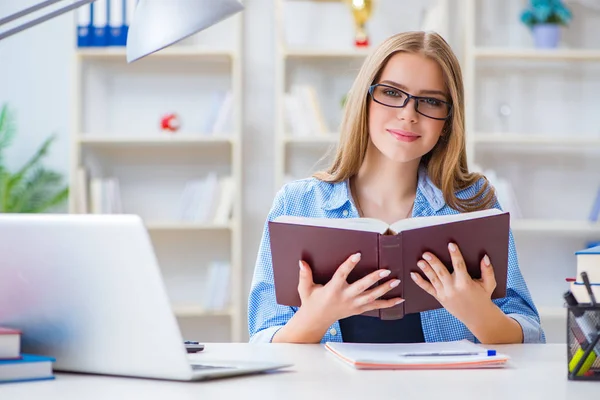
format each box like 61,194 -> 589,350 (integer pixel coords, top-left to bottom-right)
402,350 -> 496,357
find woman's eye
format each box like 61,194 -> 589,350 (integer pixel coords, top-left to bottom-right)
383,89 -> 401,97
421,98 -> 443,108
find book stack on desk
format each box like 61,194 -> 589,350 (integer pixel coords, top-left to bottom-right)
0,327 -> 55,384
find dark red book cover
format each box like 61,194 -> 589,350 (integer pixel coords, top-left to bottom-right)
268,209 -> 510,320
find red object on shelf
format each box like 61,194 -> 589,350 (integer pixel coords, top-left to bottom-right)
160,113 -> 180,132
355,38 -> 369,47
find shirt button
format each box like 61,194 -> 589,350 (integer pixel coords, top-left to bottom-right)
329,328 -> 337,336
342,210 -> 349,217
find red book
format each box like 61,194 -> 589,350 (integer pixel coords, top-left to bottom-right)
0,327 -> 21,360
269,208 -> 509,320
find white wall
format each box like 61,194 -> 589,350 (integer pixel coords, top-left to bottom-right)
0,0 -> 72,180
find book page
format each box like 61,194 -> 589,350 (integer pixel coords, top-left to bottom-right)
389,208 -> 505,234
273,215 -> 389,234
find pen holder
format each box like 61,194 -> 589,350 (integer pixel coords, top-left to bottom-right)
567,303 -> 600,381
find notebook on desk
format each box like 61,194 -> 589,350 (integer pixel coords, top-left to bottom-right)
325,340 -> 510,370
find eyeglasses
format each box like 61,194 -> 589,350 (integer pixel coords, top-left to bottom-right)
368,84 -> 453,120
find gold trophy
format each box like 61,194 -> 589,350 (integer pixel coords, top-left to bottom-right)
345,0 -> 373,47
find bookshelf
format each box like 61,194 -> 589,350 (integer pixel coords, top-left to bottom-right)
69,8 -> 244,342
463,0 -> 600,343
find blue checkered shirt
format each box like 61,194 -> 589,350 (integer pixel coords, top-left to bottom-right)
248,167 -> 545,344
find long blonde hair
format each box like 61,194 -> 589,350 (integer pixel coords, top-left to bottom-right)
313,31 -> 495,212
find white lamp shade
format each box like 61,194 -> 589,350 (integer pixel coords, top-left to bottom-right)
126,0 -> 244,63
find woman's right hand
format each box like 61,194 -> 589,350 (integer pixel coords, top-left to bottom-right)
272,252 -> 404,343
298,252 -> 404,328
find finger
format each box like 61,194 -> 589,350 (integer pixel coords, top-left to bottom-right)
360,297 -> 405,313
422,251 -> 451,285
417,259 -> 444,293
410,271 -> 437,298
355,278 -> 401,307
297,260 -> 314,300
347,268 -> 392,297
447,242 -> 468,277
331,252 -> 361,287
479,255 -> 496,294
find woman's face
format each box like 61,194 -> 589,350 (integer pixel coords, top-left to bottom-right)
367,52 -> 450,164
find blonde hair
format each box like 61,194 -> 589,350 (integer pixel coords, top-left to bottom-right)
313,31 -> 495,212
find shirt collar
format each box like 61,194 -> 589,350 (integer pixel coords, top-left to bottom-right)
322,165 -> 446,213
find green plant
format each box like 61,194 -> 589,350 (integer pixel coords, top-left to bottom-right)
521,0 -> 573,28
0,103 -> 69,213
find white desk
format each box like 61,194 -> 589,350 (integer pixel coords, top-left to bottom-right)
1,343 -> 597,399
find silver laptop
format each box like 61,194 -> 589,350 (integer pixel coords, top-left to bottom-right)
0,213 -> 291,381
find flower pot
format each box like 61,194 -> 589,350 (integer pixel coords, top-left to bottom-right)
532,24 -> 561,49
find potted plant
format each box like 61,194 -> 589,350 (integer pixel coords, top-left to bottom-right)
0,103 -> 69,213
521,0 -> 572,49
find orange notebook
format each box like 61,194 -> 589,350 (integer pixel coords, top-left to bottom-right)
324,340 -> 510,370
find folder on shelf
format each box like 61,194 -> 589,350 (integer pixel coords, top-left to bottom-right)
92,0 -> 109,47
76,2 -> 93,47
108,0 -> 128,46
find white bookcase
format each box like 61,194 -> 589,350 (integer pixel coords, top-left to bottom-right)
69,10 -> 244,342
463,0 -> 600,343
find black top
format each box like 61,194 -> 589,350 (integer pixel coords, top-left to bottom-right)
338,312 -> 425,343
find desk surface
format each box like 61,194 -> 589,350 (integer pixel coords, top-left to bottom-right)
1,343 -> 597,399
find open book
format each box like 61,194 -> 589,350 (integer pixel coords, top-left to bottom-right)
269,208 -> 510,320
325,340 -> 510,370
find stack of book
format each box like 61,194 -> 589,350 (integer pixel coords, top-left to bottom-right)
0,328 -> 55,384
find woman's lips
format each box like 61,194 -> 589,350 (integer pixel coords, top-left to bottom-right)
387,129 -> 421,142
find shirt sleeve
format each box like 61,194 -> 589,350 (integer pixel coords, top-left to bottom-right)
492,201 -> 546,344
247,187 -> 296,343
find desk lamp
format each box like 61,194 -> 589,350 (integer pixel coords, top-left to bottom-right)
0,0 -> 244,62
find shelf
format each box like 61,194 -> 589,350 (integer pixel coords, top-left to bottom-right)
145,221 -> 232,231
511,219 -> 600,235
284,135 -> 339,144
473,47 -> 600,61
172,305 -> 233,318
283,47 -> 371,58
76,47 -> 235,61
78,135 -> 235,147
472,134 -> 600,146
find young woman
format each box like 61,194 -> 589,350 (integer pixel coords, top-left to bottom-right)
248,31 -> 544,345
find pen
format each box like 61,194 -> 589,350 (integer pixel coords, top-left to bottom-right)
581,271 -> 597,306
401,350 -> 496,357
564,291 -> 600,376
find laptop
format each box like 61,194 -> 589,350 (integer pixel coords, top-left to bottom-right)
0,213 -> 291,381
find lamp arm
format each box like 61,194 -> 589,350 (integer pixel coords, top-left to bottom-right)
0,0 -> 95,42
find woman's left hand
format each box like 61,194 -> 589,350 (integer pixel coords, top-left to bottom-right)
410,242 -> 496,326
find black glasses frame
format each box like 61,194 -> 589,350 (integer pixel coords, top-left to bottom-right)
368,83 -> 453,121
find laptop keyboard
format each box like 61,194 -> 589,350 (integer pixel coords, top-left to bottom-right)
191,364 -> 235,371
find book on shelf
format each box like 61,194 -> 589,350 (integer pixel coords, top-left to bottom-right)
202,90 -> 234,137
202,261 -> 232,311
177,174 -> 235,224
589,187 -> 600,223
569,245 -> 600,304
89,176 -> 123,214
0,327 -> 21,360
269,208 -> 510,320
284,84 -> 330,137
325,340 -> 509,370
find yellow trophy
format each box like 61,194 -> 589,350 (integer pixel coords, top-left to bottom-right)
345,0 -> 373,47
